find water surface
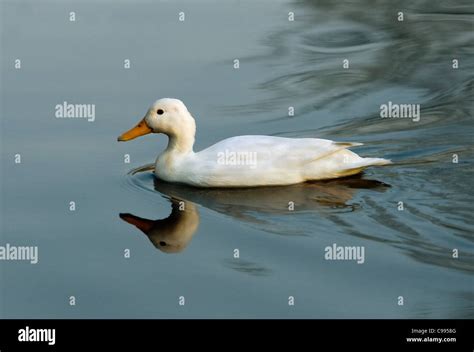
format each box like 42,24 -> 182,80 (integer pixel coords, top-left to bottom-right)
1,0 -> 473,318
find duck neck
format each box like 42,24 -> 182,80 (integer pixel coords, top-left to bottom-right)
164,132 -> 195,155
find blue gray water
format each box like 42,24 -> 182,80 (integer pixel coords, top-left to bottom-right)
1,0 -> 473,318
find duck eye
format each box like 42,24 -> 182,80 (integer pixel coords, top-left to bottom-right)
159,241 -> 167,246
157,109 -> 164,115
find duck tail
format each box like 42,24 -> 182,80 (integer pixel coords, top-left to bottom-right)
358,157 -> 392,167
335,157 -> 391,177
333,141 -> 364,148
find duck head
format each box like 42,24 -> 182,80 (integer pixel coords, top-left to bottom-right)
117,98 -> 196,152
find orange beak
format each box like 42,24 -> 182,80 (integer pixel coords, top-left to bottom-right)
117,118 -> 153,141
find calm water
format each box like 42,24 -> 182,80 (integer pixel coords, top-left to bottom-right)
1,0 -> 473,318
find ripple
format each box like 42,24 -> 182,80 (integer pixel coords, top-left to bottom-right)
298,22 -> 387,54
223,259 -> 272,277
123,163 -> 157,197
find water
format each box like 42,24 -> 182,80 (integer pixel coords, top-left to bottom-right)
1,0 -> 473,318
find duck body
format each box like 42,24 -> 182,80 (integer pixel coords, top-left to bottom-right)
155,135 -> 389,187
118,98 -> 391,188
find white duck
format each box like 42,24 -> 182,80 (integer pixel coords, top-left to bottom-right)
118,98 -> 391,187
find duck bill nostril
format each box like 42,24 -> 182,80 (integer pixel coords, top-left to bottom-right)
117,118 -> 153,141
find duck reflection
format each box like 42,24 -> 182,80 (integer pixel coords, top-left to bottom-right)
120,199 -> 199,253
152,174 -> 389,215
120,172 -> 389,254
